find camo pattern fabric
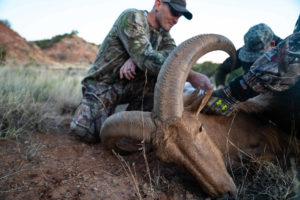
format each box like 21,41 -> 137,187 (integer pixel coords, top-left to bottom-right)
83,8 -> 176,84
294,14 -> 300,33
72,73 -> 158,136
243,32 -> 300,93
71,82 -> 121,137
72,9 -> 176,136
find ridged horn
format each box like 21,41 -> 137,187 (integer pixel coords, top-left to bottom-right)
100,111 -> 155,149
154,34 -> 236,121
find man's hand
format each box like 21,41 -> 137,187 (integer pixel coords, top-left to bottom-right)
187,70 -> 212,91
216,84 -> 224,89
202,86 -> 239,116
120,58 -> 136,80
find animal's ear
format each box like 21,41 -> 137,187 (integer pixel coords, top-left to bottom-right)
195,88 -> 213,116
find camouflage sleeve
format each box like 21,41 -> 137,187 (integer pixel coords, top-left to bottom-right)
243,33 -> 300,93
157,31 -> 176,57
215,49 -> 242,86
294,14 -> 300,33
118,10 -> 172,75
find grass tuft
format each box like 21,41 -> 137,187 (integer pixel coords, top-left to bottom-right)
0,66 -> 83,138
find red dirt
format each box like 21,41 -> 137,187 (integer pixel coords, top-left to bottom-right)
44,34 -> 98,65
0,126 -> 209,200
0,22 -> 57,66
0,22 -> 97,67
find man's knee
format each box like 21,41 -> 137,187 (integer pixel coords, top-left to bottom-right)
71,82 -> 121,143
70,103 -> 100,143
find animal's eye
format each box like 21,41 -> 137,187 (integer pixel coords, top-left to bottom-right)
199,124 -> 203,133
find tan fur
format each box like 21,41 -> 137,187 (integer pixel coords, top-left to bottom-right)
237,94 -> 274,113
101,34 -> 298,199
184,91 -> 298,166
151,112 -> 237,197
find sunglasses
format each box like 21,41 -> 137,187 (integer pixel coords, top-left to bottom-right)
166,3 -> 182,17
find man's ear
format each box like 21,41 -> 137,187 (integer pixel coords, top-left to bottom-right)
270,40 -> 276,48
155,0 -> 163,11
265,41 -> 276,52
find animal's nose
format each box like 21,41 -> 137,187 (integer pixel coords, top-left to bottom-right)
225,191 -> 236,200
215,192 -> 236,200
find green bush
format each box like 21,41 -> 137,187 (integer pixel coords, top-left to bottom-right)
0,19 -> 11,28
34,31 -> 78,50
192,61 -> 243,85
192,61 -> 218,78
0,45 -> 6,65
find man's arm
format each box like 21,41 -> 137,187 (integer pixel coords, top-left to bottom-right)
118,10 -> 212,90
187,70 -> 212,91
157,31 -> 177,57
118,11 -> 175,76
244,33 -> 300,93
203,32 -> 300,116
215,49 -> 242,88
215,58 -> 235,88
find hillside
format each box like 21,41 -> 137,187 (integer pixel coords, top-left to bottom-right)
0,22 -> 98,67
0,22 -> 57,66
39,34 -> 98,65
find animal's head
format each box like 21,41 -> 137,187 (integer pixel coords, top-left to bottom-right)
100,34 -> 237,198
151,89 -> 235,197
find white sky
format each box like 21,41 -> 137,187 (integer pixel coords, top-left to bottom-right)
0,0 -> 299,62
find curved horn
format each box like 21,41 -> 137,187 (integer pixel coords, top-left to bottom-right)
154,34 -> 236,121
100,111 -> 156,149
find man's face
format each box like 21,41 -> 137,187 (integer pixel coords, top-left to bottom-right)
156,2 -> 182,31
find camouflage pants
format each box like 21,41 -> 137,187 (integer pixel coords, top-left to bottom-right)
71,76 -> 156,139
71,82 -> 120,138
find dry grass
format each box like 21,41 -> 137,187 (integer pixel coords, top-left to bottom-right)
0,65 -> 83,139
233,158 -> 299,200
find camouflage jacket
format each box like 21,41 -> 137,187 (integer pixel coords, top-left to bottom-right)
294,14 -> 300,33
243,32 -> 300,93
215,36 -> 282,86
83,9 -> 176,85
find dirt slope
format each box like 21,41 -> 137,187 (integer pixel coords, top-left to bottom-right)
0,22 -> 98,67
0,22 -> 57,66
43,34 -> 98,65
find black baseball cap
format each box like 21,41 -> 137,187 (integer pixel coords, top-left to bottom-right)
162,0 -> 193,20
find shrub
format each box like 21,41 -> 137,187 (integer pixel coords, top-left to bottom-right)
192,61 -> 243,85
34,31 -> 78,50
0,19 -> 11,28
192,61 -> 218,78
0,45 -> 6,65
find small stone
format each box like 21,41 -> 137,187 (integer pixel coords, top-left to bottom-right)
78,188 -> 85,195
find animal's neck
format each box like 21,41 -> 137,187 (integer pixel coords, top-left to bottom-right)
198,112 -> 288,166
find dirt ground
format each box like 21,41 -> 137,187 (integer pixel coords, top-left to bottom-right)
1,112 -> 298,200
0,123 -> 210,200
